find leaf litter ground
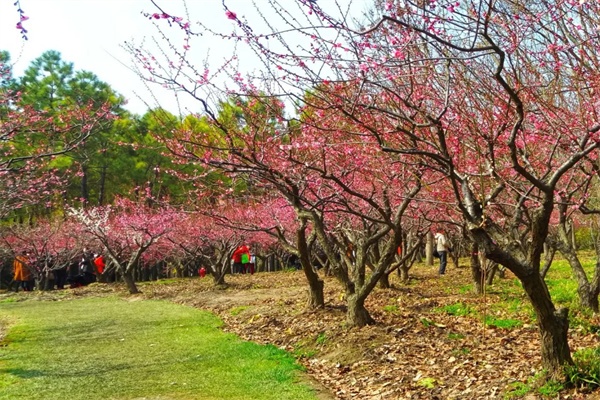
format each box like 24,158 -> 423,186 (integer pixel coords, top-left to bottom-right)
3,264 -> 600,399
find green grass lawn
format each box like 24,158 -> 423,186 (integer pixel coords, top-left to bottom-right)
0,296 -> 322,400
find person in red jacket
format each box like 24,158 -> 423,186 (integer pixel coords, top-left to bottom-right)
232,245 -> 250,274
93,253 -> 106,275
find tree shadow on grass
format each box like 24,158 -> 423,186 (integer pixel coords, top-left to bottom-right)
2,367 -> 45,379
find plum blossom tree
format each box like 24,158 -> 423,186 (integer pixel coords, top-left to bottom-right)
162,210 -> 241,285
68,198 -> 180,294
132,83 -> 431,325
336,1 -> 600,376
132,0 -> 600,377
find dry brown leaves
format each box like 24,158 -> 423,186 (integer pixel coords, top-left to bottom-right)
134,266 -> 600,399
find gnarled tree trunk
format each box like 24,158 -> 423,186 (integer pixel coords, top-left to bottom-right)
561,250 -> 599,312
297,219 -> 325,309
123,268 -> 139,294
378,272 -> 391,289
472,217 -> 574,378
521,273 -> 573,377
346,292 -> 374,327
470,242 -> 484,295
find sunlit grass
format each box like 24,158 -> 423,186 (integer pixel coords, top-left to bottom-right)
483,315 -> 522,329
0,297 -> 321,400
435,302 -> 474,317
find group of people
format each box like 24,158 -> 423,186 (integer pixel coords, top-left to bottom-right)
231,235 -> 453,278
11,248 -> 106,291
231,244 -> 255,275
66,249 -> 106,288
10,234 -> 452,290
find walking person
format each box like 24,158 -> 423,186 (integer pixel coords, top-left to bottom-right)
241,246 -> 251,274
247,254 -> 255,275
434,229 -> 450,275
79,249 -> 97,285
93,253 -> 106,275
54,261 -> 68,289
12,251 -> 31,292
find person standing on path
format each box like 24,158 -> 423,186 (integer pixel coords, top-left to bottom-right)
434,229 -> 449,275
93,253 -> 106,275
12,251 -> 31,292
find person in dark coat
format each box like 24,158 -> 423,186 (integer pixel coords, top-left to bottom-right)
67,249 -> 97,288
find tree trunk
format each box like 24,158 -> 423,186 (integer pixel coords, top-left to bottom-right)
570,220 -> 577,251
211,261 -> 227,286
451,250 -> 459,269
378,272 -> 391,289
300,262 -> 324,309
346,293 -> 374,327
553,205 -> 600,311
398,266 -> 410,283
521,273 -> 573,377
81,165 -> 89,205
480,239 -> 573,376
305,277 -> 324,308
426,231 -> 434,266
540,243 -> 555,280
212,273 -> 226,285
470,242 -> 483,295
123,268 -> 139,294
485,264 -> 498,286
564,251 -> 599,312
297,219 -> 325,309
98,164 -> 107,205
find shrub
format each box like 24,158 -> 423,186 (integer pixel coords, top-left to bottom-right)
566,347 -> 600,388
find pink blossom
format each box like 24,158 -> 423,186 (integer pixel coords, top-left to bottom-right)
226,10 -> 237,20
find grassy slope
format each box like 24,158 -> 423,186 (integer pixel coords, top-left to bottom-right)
0,296 -> 321,400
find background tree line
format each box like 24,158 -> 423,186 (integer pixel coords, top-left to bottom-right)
0,49 -> 197,222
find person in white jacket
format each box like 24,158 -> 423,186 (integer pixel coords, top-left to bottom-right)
434,230 -> 449,275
